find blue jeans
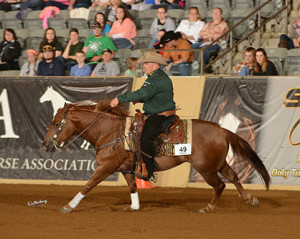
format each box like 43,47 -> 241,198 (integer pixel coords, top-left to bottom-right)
200,44 -> 220,65
148,37 -> 158,49
238,66 -> 250,76
151,4 -> 182,9
171,62 -> 192,76
113,38 -> 133,49
279,34 -> 294,50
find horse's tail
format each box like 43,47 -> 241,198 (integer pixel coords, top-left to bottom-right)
222,128 -> 270,190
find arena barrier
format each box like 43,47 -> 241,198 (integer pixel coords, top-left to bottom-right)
0,76 -> 300,189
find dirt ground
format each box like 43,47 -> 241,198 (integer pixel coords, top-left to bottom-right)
0,184 -> 299,239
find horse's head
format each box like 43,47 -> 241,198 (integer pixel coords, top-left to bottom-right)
42,103 -> 74,152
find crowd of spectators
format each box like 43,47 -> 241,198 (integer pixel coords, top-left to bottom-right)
0,1 -> 283,77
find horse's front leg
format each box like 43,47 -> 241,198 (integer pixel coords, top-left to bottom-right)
60,162 -> 115,213
122,172 -> 140,211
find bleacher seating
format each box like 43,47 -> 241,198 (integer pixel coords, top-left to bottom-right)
284,48 -> 300,75
2,11 -> 22,29
23,10 -> 42,29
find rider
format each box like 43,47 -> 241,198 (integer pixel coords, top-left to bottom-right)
110,51 -> 176,180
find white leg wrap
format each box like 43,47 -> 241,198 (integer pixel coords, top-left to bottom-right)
68,192 -> 85,209
130,192 -> 140,210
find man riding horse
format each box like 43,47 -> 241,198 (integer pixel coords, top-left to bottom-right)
110,51 -> 176,180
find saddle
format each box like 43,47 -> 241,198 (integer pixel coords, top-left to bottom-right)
132,110 -> 185,180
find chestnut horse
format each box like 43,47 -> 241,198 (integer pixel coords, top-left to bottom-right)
42,100 -> 270,213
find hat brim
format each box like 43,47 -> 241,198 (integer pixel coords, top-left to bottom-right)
137,54 -> 168,66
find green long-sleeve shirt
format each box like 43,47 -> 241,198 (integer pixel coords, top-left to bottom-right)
118,68 -> 175,114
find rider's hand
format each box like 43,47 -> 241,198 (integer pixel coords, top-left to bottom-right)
110,97 -> 119,107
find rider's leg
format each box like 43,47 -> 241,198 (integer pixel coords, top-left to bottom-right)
140,114 -> 167,180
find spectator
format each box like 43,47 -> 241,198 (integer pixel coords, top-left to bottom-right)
90,48 -> 120,76
151,0 -> 183,10
70,51 -> 91,76
161,31 -> 194,76
198,7 -> 229,69
92,12 -> 111,35
37,44 -> 65,76
90,0 -> 109,12
153,29 -> 166,55
121,0 -> 136,9
20,49 -> 40,76
69,0 -> 92,9
124,57 -> 141,76
0,28 -> 21,71
279,7 -> 300,50
38,27 -> 64,61
0,0 -> 21,12
252,48 -> 278,76
132,0 -> 153,11
105,0 -> 124,25
83,22 -> 116,69
175,6 -> 205,48
148,6 -> 175,49
106,5 -> 137,49
235,47 -> 256,76
62,28 -> 84,70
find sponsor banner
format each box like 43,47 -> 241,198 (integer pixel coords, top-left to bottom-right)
0,77 -> 133,180
190,77 -> 268,184
255,77 -> 300,185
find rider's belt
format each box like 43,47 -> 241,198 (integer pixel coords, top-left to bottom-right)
157,110 -> 175,117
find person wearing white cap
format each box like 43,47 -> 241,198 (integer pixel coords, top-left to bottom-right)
110,51 -> 176,180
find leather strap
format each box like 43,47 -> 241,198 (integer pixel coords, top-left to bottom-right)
157,110 -> 175,117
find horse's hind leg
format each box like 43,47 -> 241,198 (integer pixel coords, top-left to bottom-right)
220,163 -> 259,206
199,172 -> 226,213
122,172 -> 140,211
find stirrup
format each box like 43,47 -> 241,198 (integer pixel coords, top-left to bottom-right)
134,163 -> 148,179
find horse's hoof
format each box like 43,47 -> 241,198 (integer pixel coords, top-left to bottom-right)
250,197 -> 260,207
199,203 -> 215,213
124,206 -> 139,212
60,205 -> 73,213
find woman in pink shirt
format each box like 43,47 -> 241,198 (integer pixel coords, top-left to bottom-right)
106,5 -> 137,49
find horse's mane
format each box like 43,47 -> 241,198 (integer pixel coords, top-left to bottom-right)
68,99 -> 129,117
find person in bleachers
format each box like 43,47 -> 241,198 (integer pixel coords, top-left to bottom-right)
106,5 -> 137,49
90,0 -> 109,12
148,6 -> 175,49
279,7 -> 300,50
92,12 -> 111,35
38,27 -> 64,61
68,0 -> 92,9
20,0 -> 45,11
0,28 -> 21,71
37,44 -> 65,76
161,30 -> 193,76
105,0 -> 125,25
234,47 -> 256,76
124,57 -> 141,76
90,48 -> 120,76
175,6 -> 205,49
151,0 -> 183,10
131,0 -> 153,11
62,28 -> 84,70
198,7 -> 228,72
153,29 -> 166,55
252,48 -> 278,76
70,51 -> 91,76
20,49 -> 40,76
83,22 -> 116,70
0,0 -> 21,12
121,0 -> 136,9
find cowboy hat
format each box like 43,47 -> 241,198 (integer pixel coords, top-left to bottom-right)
137,51 -> 167,66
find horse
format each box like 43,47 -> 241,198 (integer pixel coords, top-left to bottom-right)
40,86 -> 91,150
42,99 -> 270,213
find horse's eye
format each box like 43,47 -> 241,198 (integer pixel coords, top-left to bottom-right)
53,123 -> 60,128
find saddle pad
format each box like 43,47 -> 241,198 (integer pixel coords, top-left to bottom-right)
124,117 -> 192,156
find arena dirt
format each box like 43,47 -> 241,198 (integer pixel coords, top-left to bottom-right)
0,184 -> 299,239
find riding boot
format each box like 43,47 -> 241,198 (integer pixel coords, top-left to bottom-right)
142,157 -> 154,181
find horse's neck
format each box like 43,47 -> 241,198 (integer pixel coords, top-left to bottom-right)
74,112 -> 125,146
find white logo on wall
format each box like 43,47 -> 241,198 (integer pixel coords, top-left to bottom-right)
40,86 -> 91,150
0,89 -> 19,138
